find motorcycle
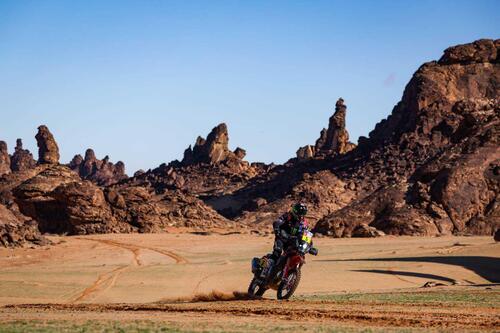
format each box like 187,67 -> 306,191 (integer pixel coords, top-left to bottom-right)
248,228 -> 318,299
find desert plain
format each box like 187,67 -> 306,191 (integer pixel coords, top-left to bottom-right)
0,233 -> 498,332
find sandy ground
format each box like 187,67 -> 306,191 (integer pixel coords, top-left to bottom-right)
0,234 -> 498,331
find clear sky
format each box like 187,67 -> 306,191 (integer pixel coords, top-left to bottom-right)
1,0 -> 498,173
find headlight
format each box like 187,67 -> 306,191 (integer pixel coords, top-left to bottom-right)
300,243 -> 308,252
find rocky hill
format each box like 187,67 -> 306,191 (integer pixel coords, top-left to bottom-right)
1,38 -> 498,247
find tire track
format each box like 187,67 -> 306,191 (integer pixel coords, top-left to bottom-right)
80,238 -> 188,264
83,239 -> 143,266
70,237 -> 189,303
71,265 -> 128,303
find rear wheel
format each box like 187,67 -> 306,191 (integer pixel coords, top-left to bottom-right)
248,277 -> 267,297
277,269 -> 301,300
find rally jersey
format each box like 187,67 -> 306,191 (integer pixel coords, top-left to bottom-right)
275,212 -> 308,238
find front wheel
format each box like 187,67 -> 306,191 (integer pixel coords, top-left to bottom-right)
248,277 -> 267,297
277,269 -> 301,300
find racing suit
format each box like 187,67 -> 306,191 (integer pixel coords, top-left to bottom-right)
261,212 -> 305,278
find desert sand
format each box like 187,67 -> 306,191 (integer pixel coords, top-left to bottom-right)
0,234 -> 499,331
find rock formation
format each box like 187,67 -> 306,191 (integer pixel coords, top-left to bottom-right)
69,149 -> 127,186
121,123 -> 266,198
0,203 -> 47,247
0,141 -> 11,176
296,98 -> 356,160
182,123 -> 245,165
12,164 -> 233,235
11,139 -> 36,172
313,38 -> 500,237
0,163 -> 49,247
316,98 -> 353,155
35,125 -> 59,164
214,39 -> 499,238
2,38 -> 498,246
13,165 -> 127,234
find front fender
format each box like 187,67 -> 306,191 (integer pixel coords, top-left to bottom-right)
283,254 -> 304,279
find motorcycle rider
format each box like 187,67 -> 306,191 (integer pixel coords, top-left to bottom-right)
261,203 -> 309,278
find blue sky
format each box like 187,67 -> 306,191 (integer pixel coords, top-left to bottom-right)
0,0 -> 498,173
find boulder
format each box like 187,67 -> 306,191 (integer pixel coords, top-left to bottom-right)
352,224 -> 385,238
0,203 -> 47,247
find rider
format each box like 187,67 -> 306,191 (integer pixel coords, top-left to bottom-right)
262,203 -> 309,278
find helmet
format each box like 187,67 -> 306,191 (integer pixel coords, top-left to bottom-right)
291,203 -> 307,217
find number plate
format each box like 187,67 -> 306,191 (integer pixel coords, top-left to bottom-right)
301,231 -> 313,244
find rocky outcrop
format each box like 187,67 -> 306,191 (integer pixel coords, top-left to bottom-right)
122,123 -> 267,199
35,125 -> 59,164
0,141 -> 11,176
0,164 -> 49,247
69,149 -> 127,186
313,184 -> 440,237
297,98 -> 356,160
69,154 -> 83,171
182,123 -> 245,165
316,98 -> 354,155
105,186 -> 233,232
11,164 -> 235,236
11,139 -> 36,172
0,203 -> 47,247
12,165 -> 130,234
438,39 -> 498,65
312,39 -> 500,237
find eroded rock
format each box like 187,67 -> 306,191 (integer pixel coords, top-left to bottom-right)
11,139 -> 36,172
0,141 -> 10,176
35,125 -> 59,164
297,98 -> 356,160
69,149 -> 127,186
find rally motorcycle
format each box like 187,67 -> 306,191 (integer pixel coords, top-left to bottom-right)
248,228 -> 318,300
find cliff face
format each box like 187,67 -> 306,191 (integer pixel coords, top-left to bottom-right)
313,39 -> 499,237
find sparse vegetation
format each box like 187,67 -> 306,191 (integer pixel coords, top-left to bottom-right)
298,289 -> 500,308
0,320 -> 427,333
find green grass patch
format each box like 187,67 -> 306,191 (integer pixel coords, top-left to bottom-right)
298,289 -> 500,307
0,320 -> 425,333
